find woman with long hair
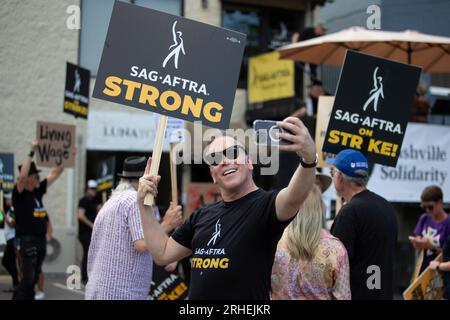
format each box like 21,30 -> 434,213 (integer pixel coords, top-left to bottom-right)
271,185 -> 351,300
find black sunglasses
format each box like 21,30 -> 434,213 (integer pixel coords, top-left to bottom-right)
421,203 -> 435,211
205,145 -> 246,166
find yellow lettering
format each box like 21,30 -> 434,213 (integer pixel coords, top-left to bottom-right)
380,142 -> 393,156
160,90 -> 181,111
181,95 -> 203,118
349,135 -> 363,149
219,258 -> 229,269
368,139 -> 382,153
202,259 -> 211,268
209,258 -> 220,268
103,76 -> 122,96
139,84 -> 159,107
203,102 -> 223,123
122,80 -> 142,101
328,130 -> 340,144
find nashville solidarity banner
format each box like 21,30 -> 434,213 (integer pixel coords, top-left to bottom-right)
93,1 -> 246,129
368,123 -> 450,203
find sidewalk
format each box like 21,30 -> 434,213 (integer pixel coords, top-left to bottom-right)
0,274 -> 84,300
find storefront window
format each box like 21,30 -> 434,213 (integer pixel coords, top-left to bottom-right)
222,3 -> 303,88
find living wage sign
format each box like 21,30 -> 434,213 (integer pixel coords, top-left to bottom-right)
93,1 -> 246,130
322,50 -> 421,167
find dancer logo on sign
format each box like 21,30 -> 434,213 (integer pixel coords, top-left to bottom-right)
363,66 -> 384,112
162,21 -> 186,70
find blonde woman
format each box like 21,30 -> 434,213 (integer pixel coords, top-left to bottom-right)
271,185 -> 351,300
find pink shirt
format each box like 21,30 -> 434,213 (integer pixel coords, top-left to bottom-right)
85,188 -> 152,300
271,230 -> 351,300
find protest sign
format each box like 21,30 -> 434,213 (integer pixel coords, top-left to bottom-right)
185,183 -> 221,218
36,121 -> 76,168
64,62 -> 90,119
92,1 -> 246,130
148,264 -> 188,300
0,153 -> 15,194
323,50 -> 421,167
93,1 -> 245,205
96,156 -> 116,192
367,123 -> 450,202
315,96 -> 335,168
403,254 -> 444,300
248,51 -> 294,104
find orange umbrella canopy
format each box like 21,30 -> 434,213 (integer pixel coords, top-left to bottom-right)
278,27 -> 450,73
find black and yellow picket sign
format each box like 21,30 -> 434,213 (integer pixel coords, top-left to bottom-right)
93,1 -> 245,206
96,156 -> 115,195
93,1 -> 246,130
148,264 -> 188,300
248,51 -> 294,104
64,62 -> 90,119
323,50 -> 421,167
0,153 -> 14,194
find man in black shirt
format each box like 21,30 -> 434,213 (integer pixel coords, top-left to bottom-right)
138,117 -> 318,299
328,149 -> 398,300
77,179 -> 99,284
12,140 -> 64,300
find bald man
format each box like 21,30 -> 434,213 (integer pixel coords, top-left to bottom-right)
138,117 -> 317,300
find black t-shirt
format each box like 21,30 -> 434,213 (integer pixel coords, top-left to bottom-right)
13,179 -> 48,238
299,27 -> 316,41
78,195 -> 98,236
331,190 -> 398,300
171,189 -> 289,300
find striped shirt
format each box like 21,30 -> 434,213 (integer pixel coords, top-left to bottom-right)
85,187 -> 152,300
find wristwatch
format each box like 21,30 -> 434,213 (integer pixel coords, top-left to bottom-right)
28,150 -> 35,158
436,263 -> 441,271
299,153 -> 318,168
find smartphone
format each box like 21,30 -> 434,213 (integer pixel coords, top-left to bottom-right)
253,120 -> 293,146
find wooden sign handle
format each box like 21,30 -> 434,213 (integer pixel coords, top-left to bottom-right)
144,115 -> 168,206
169,142 -> 178,206
102,191 -> 107,205
410,249 -> 424,284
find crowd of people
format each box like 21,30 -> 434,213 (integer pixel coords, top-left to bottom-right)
1,117 -> 449,300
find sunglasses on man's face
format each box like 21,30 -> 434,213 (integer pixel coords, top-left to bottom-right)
205,145 -> 246,167
421,203 -> 435,211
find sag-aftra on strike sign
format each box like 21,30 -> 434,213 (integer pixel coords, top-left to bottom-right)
323,50 -> 421,167
93,1 -> 246,130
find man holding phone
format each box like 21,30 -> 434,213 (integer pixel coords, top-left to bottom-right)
138,117 -> 317,300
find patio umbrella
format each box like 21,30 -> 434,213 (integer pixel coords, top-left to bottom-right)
278,26 -> 450,73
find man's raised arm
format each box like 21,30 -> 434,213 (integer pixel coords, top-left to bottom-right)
274,117 -> 317,221
137,158 -> 191,266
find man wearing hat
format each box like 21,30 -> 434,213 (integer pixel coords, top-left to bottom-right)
85,156 -> 182,300
12,140 -> 64,300
327,149 -> 398,300
77,179 -> 100,285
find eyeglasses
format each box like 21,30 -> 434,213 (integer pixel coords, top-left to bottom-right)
205,145 -> 246,166
421,203 -> 435,211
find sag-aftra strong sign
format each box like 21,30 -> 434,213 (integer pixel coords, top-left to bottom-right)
93,1 -> 246,130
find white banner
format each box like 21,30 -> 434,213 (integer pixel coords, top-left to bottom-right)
368,123 -> 450,203
87,110 -> 171,152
